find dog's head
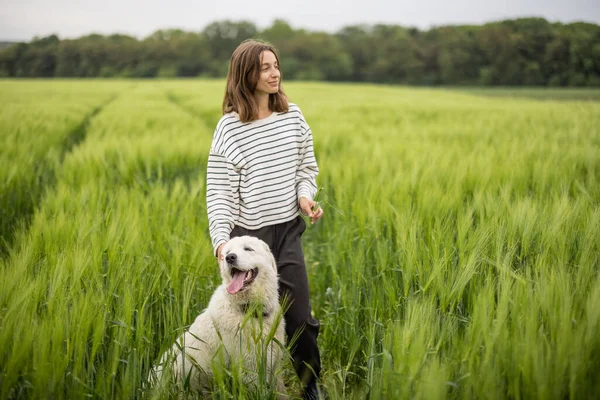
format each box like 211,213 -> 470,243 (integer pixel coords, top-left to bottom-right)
219,236 -> 278,301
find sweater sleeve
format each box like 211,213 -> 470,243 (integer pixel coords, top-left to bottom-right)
295,110 -> 319,201
206,149 -> 240,256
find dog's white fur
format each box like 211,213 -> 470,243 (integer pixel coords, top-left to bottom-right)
152,236 -> 286,396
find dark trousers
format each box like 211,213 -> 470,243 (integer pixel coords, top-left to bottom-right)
230,216 -> 321,386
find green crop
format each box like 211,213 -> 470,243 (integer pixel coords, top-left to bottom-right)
1,80 -> 599,399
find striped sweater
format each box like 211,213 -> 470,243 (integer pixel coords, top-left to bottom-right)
206,103 -> 319,254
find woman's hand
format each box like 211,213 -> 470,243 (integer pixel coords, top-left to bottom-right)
217,243 -> 226,261
299,197 -> 324,224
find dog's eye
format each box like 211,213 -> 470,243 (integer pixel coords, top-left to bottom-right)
244,247 -> 254,252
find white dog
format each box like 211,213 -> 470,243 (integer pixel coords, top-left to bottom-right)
152,236 -> 286,397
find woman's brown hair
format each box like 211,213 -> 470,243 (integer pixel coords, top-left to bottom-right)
222,39 -> 289,122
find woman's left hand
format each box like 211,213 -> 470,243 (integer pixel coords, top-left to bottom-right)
299,197 -> 324,225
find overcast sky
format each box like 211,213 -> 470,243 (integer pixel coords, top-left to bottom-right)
1,0 -> 599,41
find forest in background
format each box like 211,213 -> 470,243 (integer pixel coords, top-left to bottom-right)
1,17 -> 599,86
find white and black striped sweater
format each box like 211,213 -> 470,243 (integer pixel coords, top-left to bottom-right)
206,103 -> 319,254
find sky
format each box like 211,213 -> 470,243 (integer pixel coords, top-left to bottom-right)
1,0 -> 599,42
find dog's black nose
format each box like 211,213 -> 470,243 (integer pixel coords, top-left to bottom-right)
225,253 -> 237,264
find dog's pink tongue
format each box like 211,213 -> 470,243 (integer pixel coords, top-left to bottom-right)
227,270 -> 246,294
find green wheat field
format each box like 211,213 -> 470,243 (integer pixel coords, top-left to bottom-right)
1,80 -> 599,399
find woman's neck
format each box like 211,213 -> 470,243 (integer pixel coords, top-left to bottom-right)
256,92 -> 271,119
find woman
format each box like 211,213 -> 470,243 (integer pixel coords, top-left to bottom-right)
205,39 -> 324,399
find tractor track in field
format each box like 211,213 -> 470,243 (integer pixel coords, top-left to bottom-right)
164,90 -> 216,133
0,91 -> 124,257
60,93 -> 121,160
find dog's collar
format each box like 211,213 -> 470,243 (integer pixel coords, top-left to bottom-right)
239,303 -> 270,318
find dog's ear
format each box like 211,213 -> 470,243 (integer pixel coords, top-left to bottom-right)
261,241 -> 270,253
268,252 -> 277,272
262,241 -> 278,272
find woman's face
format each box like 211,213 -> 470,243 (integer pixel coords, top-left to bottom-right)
254,50 -> 280,96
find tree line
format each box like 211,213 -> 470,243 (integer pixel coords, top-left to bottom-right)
1,18 -> 599,86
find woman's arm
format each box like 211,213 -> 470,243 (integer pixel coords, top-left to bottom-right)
206,151 -> 240,256
296,111 -> 319,202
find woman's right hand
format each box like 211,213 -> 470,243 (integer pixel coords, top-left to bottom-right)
217,243 -> 226,261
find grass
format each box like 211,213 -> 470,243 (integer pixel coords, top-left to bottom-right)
0,80 -> 129,254
453,86 -> 600,102
0,80 -> 599,399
